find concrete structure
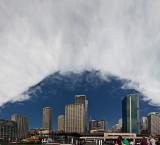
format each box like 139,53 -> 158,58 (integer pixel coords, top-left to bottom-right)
65,103 -> 85,133
80,133 -> 139,143
122,94 -> 139,134
11,114 -> 29,139
65,95 -> 88,133
75,95 -> 88,132
89,118 -> 108,133
0,119 -> 17,141
58,115 -> 65,131
147,112 -> 160,136
43,107 -> 53,131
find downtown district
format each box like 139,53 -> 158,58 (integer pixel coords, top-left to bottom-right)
0,94 -> 159,141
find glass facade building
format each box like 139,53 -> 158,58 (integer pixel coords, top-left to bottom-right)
122,94 -> 139,133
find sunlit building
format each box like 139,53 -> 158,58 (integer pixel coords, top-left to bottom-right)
65,95 -> 88,133
43,107 -> 53,131
58,115 -> 65,131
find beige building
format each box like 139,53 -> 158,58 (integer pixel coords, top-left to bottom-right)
65,95 -> 88,133
147,112 -> 160,136
65,104 -> 85,133
43,107 -> 53,131
11,114 -> 29,139
58,115 -> 65,131
75,95 -> 88,132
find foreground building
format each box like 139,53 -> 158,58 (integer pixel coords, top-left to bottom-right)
43,107 -> 53,131
58,115 -> 65,132
122,94 -> 140,134
147,112 -> 160,136
0,119 -> 17,140
65,95 -> 88,133
11,114 -> 29,139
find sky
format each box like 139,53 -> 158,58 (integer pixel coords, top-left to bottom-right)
0,0 -> 160,130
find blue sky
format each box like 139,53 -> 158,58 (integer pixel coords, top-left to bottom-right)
0,71 -> 159,130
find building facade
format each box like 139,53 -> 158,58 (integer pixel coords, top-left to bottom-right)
65,103 -> 85,133
122,94 -> 139,134
0,119 -> 17,140
147,112 -> 160,136
89,118 -> 108,133
43,107 -> 53,131
75,95 -> 88,132
11,114 -> 29,139
58,115 -> 65,131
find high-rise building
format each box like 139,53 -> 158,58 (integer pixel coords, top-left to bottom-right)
11,114 -> 29,139
75,95 -> 88,131
122,94 -> 140,134
43,107 -> 53,131
58,115 -> 65,131
65,103 -> 85,133
147,112 -> 160,136
65,95 -> 88,133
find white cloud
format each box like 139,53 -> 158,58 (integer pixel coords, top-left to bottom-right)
0,0 -> 160,106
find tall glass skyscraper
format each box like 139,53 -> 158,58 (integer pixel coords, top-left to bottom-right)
122,94 -> 139,134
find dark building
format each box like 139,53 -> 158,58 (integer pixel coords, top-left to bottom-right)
122,94 -> 139,134
0,119 -> 17,141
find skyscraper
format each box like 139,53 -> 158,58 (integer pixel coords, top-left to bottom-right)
11,114 -> 29,139
65,95 -> 88,133
58,115 -> 65,131
122,94 -> 139,134
75,95 -> 88,131
43,107 -> 53,131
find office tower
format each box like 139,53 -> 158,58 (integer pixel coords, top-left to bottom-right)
75,95 -> 88,132
147,112 -> 160,136
65,95 -> 88,133
43,107 -> 53,131
58,115 -> 65,131
11,114 -> 29,139
65,103 -> 85,133
122,94 -> 139,134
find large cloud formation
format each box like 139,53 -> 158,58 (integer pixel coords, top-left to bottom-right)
0,0 -> 160,106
